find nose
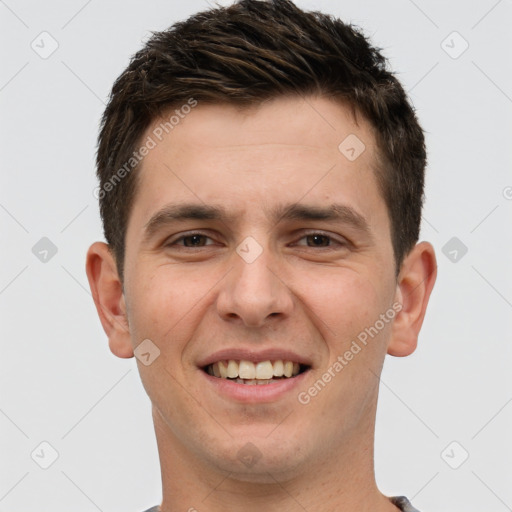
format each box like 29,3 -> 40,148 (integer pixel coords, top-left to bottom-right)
216,241 -> 294,328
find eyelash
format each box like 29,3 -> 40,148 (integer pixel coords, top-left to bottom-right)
166,231 -> 348,250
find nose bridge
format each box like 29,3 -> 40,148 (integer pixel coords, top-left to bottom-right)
216,235 -> 293,327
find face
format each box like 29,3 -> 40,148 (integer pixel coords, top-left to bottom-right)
91,95 -> 428,481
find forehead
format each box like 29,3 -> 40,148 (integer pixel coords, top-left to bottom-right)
129,95 -> 386,232
155,96 -> 376,162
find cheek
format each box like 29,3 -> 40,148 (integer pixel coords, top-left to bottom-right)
124,268 -> 203,414
125,263 -> 223,353
294,266 -> 384,342
125,267 -> 185,348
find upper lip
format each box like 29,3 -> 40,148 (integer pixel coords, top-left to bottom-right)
198,348 -> 313,369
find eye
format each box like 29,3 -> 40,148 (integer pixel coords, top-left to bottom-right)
303,234 -> 330,247
167,232 -> 215,248
165,231 -> 347,251
294,232 -> 346,249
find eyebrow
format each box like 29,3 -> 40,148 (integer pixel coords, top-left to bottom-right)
143,202 -> 371,241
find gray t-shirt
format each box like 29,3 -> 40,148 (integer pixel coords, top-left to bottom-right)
142,495 -> 420,511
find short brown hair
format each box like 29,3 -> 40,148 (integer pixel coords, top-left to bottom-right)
96,0 -> 426,282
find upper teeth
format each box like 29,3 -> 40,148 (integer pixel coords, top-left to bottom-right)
207,360 -> 301,379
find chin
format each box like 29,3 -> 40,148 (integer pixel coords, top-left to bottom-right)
204,434 -> 309,483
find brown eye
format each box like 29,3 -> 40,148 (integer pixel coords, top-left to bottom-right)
293,231 -> 348,251
182,234 -> 208,247
166,232 -> 216,248
306,234 -> 331,247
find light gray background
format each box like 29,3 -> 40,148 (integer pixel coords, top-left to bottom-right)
1,0 -> 511,510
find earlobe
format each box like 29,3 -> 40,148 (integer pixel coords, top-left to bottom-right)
85,242 -> 134,359
387,241 -> 437,357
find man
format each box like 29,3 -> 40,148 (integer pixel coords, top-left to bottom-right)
86,1 -> 437,510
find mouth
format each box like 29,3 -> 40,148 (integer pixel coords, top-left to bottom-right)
202,359 -> 311,385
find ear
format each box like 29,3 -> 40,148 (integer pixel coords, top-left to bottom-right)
85,242 -> 134,359
387,241 -> 437,357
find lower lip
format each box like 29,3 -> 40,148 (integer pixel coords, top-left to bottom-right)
200,369 -> 310,403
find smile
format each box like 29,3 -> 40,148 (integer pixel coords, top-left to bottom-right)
204,359 -> 310,385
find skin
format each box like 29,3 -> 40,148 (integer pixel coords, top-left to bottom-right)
86,96 -> 437,512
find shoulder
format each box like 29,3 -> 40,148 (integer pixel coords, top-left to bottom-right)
389,495 -> 422,512
141,499 -> 420,512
